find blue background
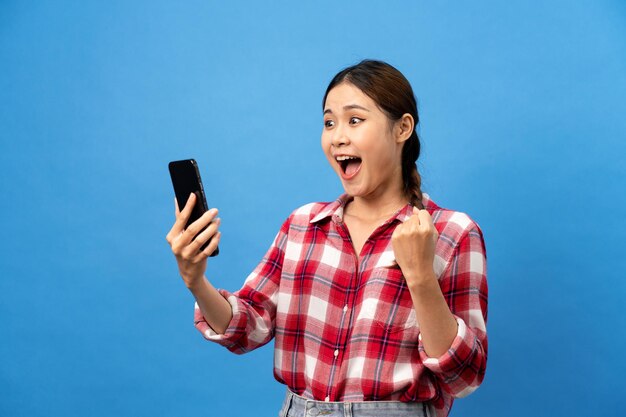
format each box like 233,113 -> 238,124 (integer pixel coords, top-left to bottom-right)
1,1 -> 625,416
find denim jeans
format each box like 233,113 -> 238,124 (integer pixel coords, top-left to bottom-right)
278,390 -> 433,417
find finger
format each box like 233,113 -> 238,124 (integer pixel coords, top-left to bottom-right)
192,231 -> 221,263
166,209 -> 187,245
184,208 -> 218,238
184,217 -> 221,256
176,208 -> 218,252
417,209 -> 436,234
171,193 -> 197,237
167,196 -> 185,243
178,193 -> 196,220
417,209 -> 433,226
402,211 -> 420,231
405,206 -> 421,227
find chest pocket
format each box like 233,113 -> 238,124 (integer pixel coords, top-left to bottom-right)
357,266 -> 418,334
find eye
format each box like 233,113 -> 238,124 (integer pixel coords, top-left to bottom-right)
324,119 -> 335,128
349,117 -> 364,125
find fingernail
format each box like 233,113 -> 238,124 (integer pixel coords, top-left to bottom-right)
208,208 -> 217,215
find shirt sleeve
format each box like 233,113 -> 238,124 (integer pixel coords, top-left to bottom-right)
418,224 -> 488,398
193,217 -> 290,354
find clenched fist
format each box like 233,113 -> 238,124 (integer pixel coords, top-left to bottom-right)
391,207 -> 438,286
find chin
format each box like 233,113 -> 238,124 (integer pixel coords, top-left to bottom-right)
340,183 -> 367,198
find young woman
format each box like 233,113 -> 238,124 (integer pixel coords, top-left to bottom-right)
166,60 -> 488,417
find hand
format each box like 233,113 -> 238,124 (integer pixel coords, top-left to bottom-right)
165,193 -> 222,289
391,207 -> 438,286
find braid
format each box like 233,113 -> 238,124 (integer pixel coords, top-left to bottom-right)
408,166 -> 424,209
402,130 -> 424,209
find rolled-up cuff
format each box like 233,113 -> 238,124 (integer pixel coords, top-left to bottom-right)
194,289 -> 245,345
419,316 -> 472,375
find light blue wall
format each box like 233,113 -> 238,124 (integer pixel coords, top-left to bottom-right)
1,1 -> 625,416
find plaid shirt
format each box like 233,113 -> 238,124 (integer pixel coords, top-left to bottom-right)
195,193 -> 488,417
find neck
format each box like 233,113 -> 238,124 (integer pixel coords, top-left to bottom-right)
345,186 -> 408,222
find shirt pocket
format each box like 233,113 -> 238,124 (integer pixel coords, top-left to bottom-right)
358,266 -> 418,334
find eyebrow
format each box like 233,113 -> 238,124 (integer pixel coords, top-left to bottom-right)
323,104 -> 371,115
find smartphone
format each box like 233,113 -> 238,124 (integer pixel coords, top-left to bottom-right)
168,159 -> 219,256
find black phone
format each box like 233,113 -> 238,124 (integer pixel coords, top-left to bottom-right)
168,159 -> 219,256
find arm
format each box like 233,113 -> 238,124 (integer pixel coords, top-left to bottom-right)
187,276 -> 233,335
166,193 -> 289,353
392,208 -> 488,397
420,225 -> 487,397
392,207 -> 457,356
405,273 -> 458,357
193,217 -> 289,353
166,193 -> 232,334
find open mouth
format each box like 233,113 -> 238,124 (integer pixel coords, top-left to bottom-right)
336,155 -> 362,177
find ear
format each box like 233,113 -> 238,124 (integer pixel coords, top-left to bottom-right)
394,113 -> 414,144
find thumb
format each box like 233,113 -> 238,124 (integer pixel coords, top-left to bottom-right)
412,206 -> 420,215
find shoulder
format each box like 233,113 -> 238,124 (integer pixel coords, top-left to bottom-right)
425,194 -> 487,277
272,200 -> 336,248
286,200 -> 336,227
291,201 -> 328,217
425,194 -> 485,249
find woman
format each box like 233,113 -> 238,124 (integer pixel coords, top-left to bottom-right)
166,60 -> 488,417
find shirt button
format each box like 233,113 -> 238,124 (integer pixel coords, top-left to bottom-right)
325,396 -> 330,402
334,349 -> 339,357
343,305 -> 348,312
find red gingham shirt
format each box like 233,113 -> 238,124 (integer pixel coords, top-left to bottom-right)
195,193 -> 488,417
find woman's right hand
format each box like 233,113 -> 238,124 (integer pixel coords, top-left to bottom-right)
165,193 -> 222,289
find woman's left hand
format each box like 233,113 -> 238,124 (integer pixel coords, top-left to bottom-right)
391,207 -> 439,286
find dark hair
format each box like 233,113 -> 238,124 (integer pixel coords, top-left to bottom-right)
323,59 -> 423,209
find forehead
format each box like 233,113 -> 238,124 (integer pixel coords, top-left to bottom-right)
324,82 -> 377,110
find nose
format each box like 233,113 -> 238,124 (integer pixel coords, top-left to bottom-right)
331,124 -> 349,147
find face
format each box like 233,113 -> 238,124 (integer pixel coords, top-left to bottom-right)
322,82 -> 406,200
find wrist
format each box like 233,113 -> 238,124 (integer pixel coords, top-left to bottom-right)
185,274 -> 207,293
405,269 -> 437,290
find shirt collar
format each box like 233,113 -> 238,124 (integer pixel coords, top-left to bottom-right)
310,193 -> 434,224
309,194 -> 350,224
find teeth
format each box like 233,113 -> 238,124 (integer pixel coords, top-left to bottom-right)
335,155 -> 359,161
